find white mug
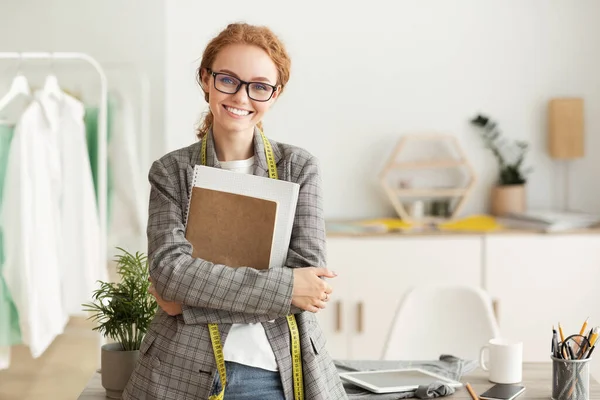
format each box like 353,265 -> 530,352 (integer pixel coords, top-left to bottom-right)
479,338 -> 523,384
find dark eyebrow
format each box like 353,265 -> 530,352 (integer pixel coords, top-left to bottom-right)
218,69 -> 274,84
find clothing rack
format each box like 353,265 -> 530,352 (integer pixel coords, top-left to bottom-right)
101,62 -> 151,174
0,51 -> 108,271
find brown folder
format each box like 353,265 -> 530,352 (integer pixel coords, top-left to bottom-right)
185,187 -> 278,270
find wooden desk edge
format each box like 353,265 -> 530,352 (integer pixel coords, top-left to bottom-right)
326,221 -> 600,238
78,362 -> 600,399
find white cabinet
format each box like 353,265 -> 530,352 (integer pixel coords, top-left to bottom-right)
318,232 -> 600,368
316,235 -> 482,360
484,234 -> 600,363
314,238 -> 353,360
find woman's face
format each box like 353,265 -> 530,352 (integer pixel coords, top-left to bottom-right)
201,43 -> 280,136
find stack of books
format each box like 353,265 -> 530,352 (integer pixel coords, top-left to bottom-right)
186,165 -> 300,269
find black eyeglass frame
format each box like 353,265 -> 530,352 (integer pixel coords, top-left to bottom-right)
206,68 -> 279,102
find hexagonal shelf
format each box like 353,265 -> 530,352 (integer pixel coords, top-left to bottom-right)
378,134 -> 476,222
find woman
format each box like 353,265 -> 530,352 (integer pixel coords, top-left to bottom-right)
123,23 -> 348,400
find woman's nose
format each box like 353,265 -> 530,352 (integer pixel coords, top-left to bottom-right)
231,83 -> 250,103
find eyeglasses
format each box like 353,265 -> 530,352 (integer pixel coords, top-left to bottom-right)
207,68 -> 278,102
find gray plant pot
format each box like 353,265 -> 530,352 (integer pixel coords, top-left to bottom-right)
101,342 -> 140,399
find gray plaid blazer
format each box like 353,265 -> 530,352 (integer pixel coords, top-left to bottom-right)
123,128 -> 348,399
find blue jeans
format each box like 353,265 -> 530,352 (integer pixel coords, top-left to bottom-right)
210,361 -> 285,400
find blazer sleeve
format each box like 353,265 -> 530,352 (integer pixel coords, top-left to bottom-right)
180,154 -> 328,324
285,154 -> 328,316
147,158 -> 294,316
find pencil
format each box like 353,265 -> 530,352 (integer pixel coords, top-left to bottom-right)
465,382 -> 479,400
559,322 -> 565,342
580,317 -> 589,335
590,331 -> 599,348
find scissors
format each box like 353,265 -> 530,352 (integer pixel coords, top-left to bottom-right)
560,334 -> 591,359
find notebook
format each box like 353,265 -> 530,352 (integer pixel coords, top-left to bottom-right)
185,165 -> 300,269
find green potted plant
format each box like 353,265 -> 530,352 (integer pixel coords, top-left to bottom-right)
82,248 -> 157,399
471,114 -> 532,216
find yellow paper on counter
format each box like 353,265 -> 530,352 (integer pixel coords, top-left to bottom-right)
437,214 -> 502,232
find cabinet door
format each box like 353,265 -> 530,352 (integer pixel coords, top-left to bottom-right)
348,236 -> 483,360
314,237 -> 355,360
485,235 -> 600,363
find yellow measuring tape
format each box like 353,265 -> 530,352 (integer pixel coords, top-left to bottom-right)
202,130 -> 304,400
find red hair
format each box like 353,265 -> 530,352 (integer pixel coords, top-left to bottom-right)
196,23 -> 291,138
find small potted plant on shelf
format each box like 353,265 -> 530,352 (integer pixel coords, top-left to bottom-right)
471,113 -> 532,216
82,248 -> 157,399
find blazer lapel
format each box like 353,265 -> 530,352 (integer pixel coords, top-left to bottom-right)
252,126 -> 282,178
204,128 -> 221,168
186,128 -> 221,191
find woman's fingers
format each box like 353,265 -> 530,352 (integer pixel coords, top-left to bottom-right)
149,287 -> 183,316
313,267 -> 338,279
291,267 -> 337,313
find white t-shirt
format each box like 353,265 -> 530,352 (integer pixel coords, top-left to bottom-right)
219,156 -> 278,371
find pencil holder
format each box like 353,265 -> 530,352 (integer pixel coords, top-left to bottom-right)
551,356 -> 591,400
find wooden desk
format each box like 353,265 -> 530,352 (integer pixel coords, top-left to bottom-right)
78,362 -> 600,399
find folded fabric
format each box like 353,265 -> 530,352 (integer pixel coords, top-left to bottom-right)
335,355 -> 478,399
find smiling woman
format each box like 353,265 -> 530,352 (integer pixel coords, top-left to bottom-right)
122,22 -> 348,400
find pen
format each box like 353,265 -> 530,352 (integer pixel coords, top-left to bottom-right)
552,326 -> 559,357
559,343 -> 566,360
586,346 -> 596,359
568,345 -> 575,360
465,382 -> 479,400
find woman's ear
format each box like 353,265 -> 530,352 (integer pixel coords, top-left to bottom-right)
271,86 -> 282,101
200,68 -> 210,93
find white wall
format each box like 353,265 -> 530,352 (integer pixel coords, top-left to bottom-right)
0,0 -> 166,171
166,0 -> 600,220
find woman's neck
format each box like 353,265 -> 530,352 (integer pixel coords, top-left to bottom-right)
212,125 -> 255,162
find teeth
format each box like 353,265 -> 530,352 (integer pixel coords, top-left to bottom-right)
226,106 -> 250,116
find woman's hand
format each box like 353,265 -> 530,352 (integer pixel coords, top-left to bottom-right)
149,278 -> 183,316
291,267 -> 336,313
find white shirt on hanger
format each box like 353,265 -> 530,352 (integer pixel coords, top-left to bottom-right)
1,93 -> 68,358
38,90 -> 106,317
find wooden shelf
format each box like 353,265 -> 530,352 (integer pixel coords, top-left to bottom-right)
379,134 -> 477,222
395,188 -> 469,197
390,159 -> 467,169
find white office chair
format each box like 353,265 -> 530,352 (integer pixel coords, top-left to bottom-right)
381,284 -> 501,361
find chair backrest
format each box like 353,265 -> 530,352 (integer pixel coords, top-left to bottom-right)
381,284 -> 501,361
